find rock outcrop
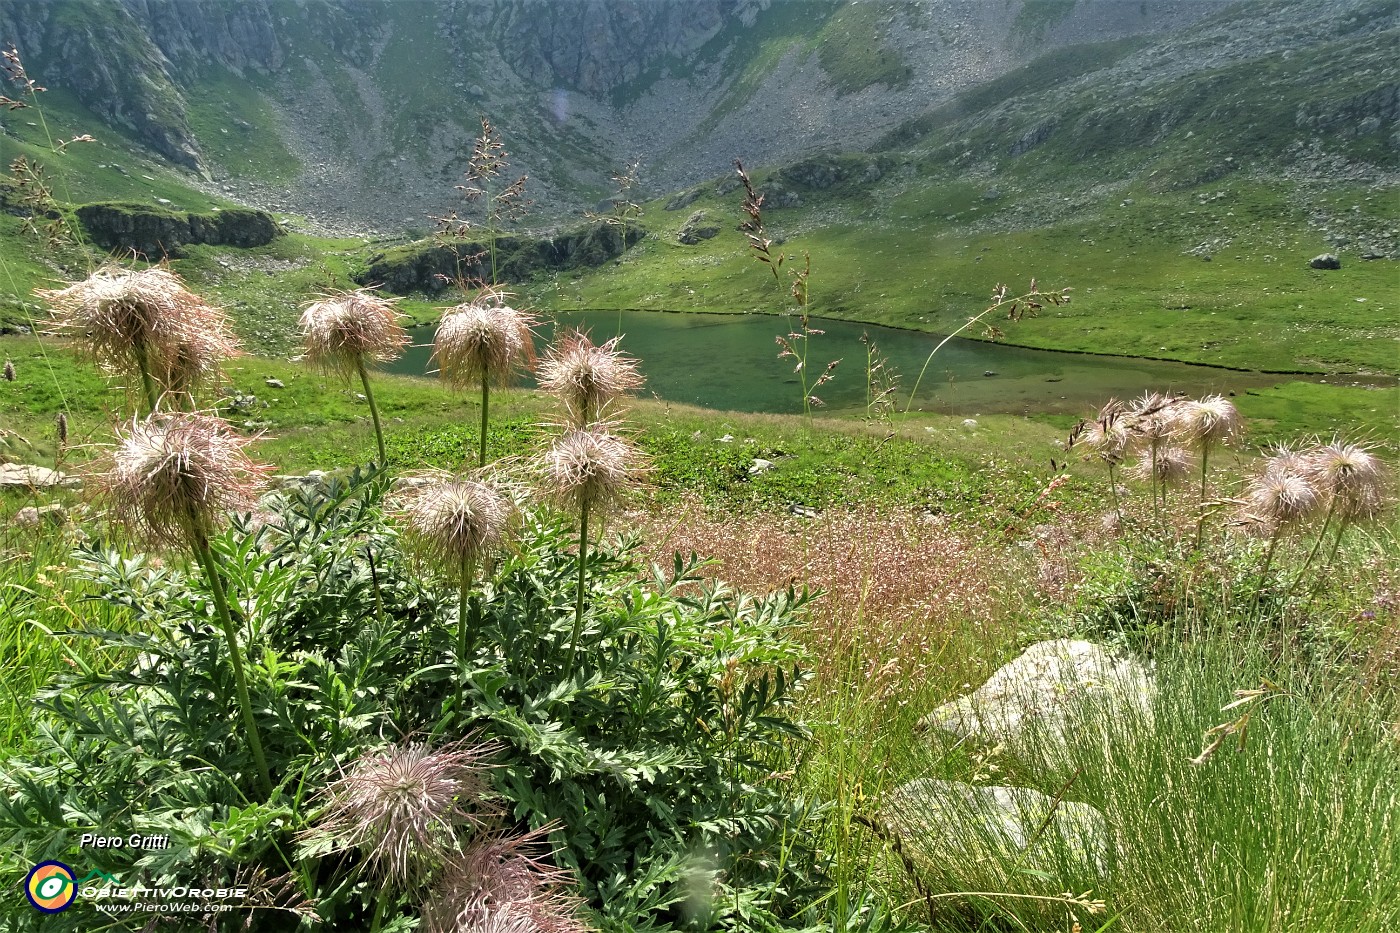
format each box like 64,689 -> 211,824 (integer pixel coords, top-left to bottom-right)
75,202 -> 281,258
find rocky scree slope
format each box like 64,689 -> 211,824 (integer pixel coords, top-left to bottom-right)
0,0 -> 1230,233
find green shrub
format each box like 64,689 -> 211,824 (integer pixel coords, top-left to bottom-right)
0,470 -> 824,931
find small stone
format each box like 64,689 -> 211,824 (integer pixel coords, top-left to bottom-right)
264,377 -> 285,389
15,503 -> 67,528
961,419 -> 978,428
1310,253 -> 1341,270
717,434 -> 734,443
748,458 -> 776,475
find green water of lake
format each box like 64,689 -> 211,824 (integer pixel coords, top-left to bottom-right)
389,310 -> 1351,417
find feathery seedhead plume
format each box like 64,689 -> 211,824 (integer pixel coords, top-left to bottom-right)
1243,471 -> 1319,528
93,412 -> 271,549
39,265 -> 237,394
298,288 -> 408,379
312,741 -> 500,890
398,472 -> 512,577
433,301 -> 537,389
420,827 -> 590,933
55,411 -> 67,446
537,331 -> 643,425
1173,395 -> 1243,448
2,360 -> 13,381
1127,391 -> 1184,446
1304,441 -> 1388,522
1128,445 -> 1193,486
540,424 -> 643,514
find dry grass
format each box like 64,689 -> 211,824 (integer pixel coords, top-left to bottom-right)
630,503 -> 1077,697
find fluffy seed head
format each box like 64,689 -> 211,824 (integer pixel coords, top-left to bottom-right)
537,331 -> 643,425
1172,395 -> 1243,448
1304,441 -> 1389,522
398,472 -> 512,576
433,302 -> 537,389
1127,445 -> 1193,486
312,741 -> 500,890
93,412 -> 271,549
2,360 -> 13,382
1244,471 -> 1320,527
540,424 -> 643,513
55,412 -> 67,446
1127,391 -> 1184,446
420,827 -> 590,933
39,265 -> 238,395
299,288 -> 408,379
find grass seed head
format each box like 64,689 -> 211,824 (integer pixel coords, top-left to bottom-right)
298,288 -> 408,379
94,411 -> 271,549
420,827 -> 589,933
312,741 -> 500,890
539,424 -> 643,514
399,472 -> 512,576
2,359 -> 13,381
433,301 -> 537,389
537,330 -> 643,425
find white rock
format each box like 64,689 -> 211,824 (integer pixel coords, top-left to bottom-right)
883,778 -> 1108,873
961,418 -> 978,428
919,639 -> 1154,767
0,463 -> 78,489
264,377 -> 285,388
717,434 -> 734,443
748,458 -> 775,475
15,503 -> 67,528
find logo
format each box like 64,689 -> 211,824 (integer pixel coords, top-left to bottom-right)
24,861 -> 77,913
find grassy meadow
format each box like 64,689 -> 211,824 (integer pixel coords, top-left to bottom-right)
1,33 -> 1397,929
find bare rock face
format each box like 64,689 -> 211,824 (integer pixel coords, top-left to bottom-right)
918,639 -> 1154,767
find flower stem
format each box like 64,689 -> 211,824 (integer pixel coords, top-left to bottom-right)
1194,443 -> 1211,550
457,554 -> 477,661
479,377 -> 490,468
193,532 -> 273,798
565,498 -> 590,679
133,342 -> 160,415
1293,497 -> 1337,593
357,358 -> 386,467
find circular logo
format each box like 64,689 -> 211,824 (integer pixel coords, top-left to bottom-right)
24,861 -> 77,913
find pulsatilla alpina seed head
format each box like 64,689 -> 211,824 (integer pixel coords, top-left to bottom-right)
398,472 -> 512,576
1304,441 -> 1388,522
2,360 -> 14,381
537,331 -> 643,425
298,288 -> 408,379
40,265 -> 237,395
94,412 -> 271,549
433,301 -> 537,389
540,424 -> 643,514
312,741 -> 500,890
1128,445 -> 1193,486
1172,395 -> 1243,448
420,827 -> 590,933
